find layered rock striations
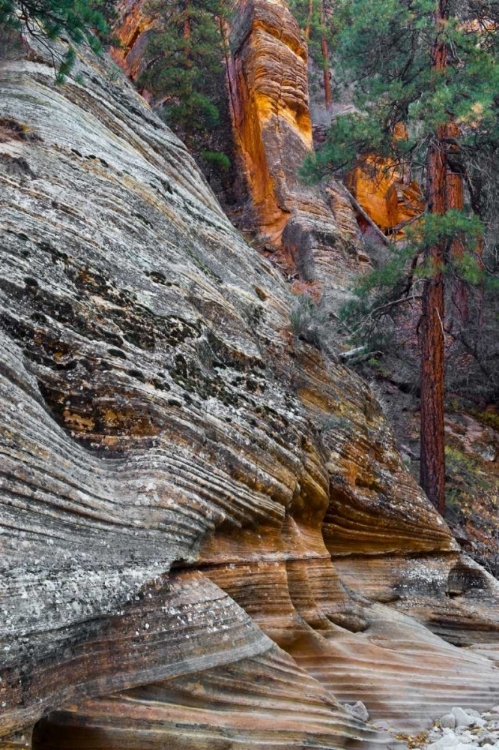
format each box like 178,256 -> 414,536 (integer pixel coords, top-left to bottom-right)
228,0 -> 370,311
229,0 -> 313,241
109,0 -> 369,310
1,26 -> 499,750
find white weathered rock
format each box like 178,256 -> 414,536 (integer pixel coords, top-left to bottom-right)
345,701 -> 370,722
423,708 -> 499,750
452,708 -> 475,728
458,731 -> 476,743
429,729 -> 445,742
467,711 -> 483,720
478,734 -> 497,746
427,731 -> 460,750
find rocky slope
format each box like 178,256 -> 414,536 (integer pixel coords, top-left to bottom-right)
1,15 -> 499,750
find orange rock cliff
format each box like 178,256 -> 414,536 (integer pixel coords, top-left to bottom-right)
1,4 -> 499,750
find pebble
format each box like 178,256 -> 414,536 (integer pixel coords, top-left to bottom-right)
345,700 -> 370,723
406,706 -> 499,750
452,708 -> 475,728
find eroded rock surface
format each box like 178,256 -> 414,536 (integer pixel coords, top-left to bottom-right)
107,0 -> 420,308
110,0 -> 153,80
346,158 -> 424,237
1,30 -> 499,750
228,0 -> 370,314
109,0 -> 369,312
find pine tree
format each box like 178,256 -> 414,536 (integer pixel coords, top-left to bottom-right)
139,0 -> 230,141
304,0 -> 499,513
288,0 -> 333,108
1,0 -> 108,76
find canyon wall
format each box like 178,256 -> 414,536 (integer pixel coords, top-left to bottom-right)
228,0 -> 313,241
109,0 -> 371,309
109,0 -> 153,80
228,0 -> 370,313
1,12 -> 499,750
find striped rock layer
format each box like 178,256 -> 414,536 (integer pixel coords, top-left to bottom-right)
0,29 -> 499,750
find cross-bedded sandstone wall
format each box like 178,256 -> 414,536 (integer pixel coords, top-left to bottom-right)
1,25 -> 499,750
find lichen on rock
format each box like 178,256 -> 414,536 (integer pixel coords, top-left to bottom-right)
1,17 -> 499,750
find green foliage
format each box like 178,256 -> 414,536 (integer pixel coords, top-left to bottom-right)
445,445 -> 480,481
407,212 -> 485,283
201,150 -> 231,171
337,213 -> 488,365
290,295 -> 326,348
339,236 -> 417,350
471,409 -> 499,432
350,243 -> 412,297
444,445 -> 490,509
310,0 -> 499,365
307,0 -> 499,181
300,113 -> 394,183
1,0 -> 108,76
139,0 -> 230,140
287,0 -> 331,62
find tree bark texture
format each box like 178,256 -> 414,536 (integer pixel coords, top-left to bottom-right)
420,5 -> 448,515
320,2 -> 332,108
444,121 -> 468,324
305,0 -> 314,39
184,0 -> 191,42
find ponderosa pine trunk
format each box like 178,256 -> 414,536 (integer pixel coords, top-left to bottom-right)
184,0 -> 191,42
444,121 -> 468,324
320,1 -> 332,109
305,0 -> 314,39
420,1 -> 448,515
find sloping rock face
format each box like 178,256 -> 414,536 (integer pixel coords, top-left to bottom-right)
1,33 -> 499,750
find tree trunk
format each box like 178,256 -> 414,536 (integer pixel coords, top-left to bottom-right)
419,4 -> 448,515
444,121 -> 468,324
320,2 -> 332,109
305,0 -> 314,39
420,129 -> 446,515
184,0 -> 191,42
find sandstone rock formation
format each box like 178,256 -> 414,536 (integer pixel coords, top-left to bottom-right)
109,0 -> 369,311
1,25 -> 499,750
346,158 -> 424,237
110,0 -> 153,80
229,0 -> 312,240
228,0 -> 370,310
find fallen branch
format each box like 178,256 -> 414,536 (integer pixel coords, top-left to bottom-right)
338,183 -> 393,248
339,345 -> 367,361
388,212 -> 424,235
351,294 -> 422,334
